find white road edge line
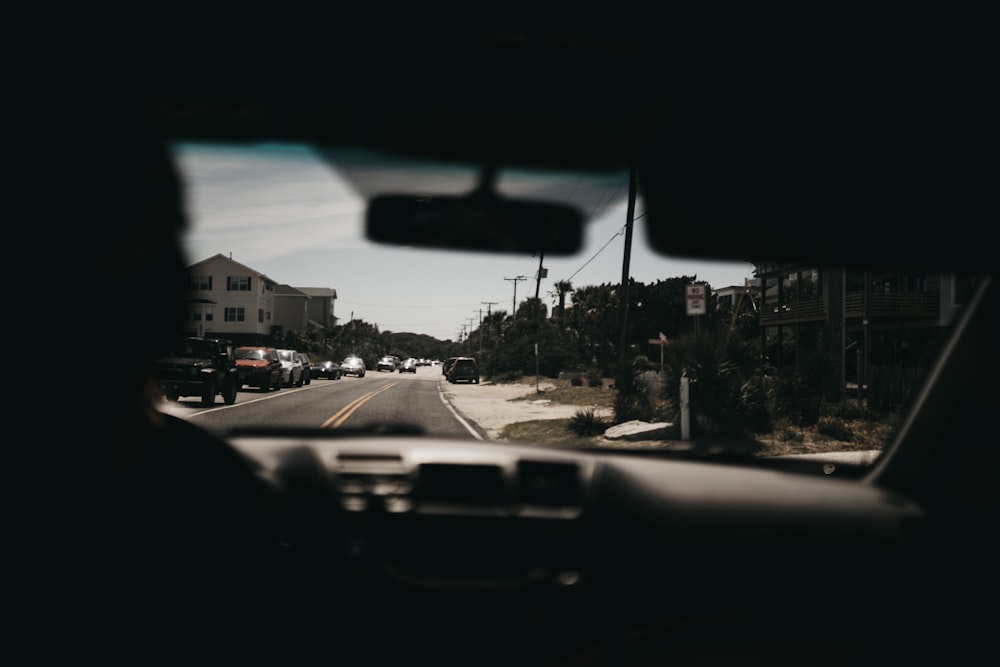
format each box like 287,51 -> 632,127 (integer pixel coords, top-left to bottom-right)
162,383 -> 316,418
438,385 -> 484,440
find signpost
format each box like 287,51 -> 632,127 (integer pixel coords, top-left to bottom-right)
685,284 -> 707,315
686,283 -> 707,333
648,332 -> 668,390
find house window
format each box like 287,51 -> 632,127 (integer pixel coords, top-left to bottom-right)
193,312 -> 202,321
205,307 -> 213,322
224,307 -> 246,322
258,309 -> 264,323
227,276 -> 252,291
189,275 -> 212,290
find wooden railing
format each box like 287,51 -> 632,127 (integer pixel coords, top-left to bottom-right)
844,292 -> 939,319
759,297 -> 826,326
759,291 -> 939,326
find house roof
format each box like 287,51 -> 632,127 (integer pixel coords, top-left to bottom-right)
187,255 -> 338,298
295,287 -> 337,299
274,284 -> 309,297
188,253 -> 278,284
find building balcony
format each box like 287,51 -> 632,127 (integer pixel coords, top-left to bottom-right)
759,291 -> 939,326
844,292 -> 939,320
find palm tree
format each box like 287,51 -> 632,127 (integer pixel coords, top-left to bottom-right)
553,280 -> 574,325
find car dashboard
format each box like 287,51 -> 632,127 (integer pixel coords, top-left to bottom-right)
222,431 -> 930,663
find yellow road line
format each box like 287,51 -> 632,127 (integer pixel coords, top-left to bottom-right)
322,381 -> 399,428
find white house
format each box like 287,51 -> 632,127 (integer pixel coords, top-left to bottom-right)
184,254 -> 280,345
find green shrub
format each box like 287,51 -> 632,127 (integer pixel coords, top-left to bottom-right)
821,398 -> 871,421
491,370 -> 524,384
779,427 -> 804,444
568,408 -> 608,436
817,415 -> 854,442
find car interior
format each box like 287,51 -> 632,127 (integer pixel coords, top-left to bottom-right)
35,17 -> 996,666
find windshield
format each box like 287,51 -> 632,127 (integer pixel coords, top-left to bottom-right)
171,339 -> 216,359
163,141 -> 972,471
235,348 -> 267,361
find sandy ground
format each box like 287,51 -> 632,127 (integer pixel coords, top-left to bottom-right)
438,375 -> 881,463
439,376 -> 612,440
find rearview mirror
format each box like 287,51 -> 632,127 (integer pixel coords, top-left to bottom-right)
366,168 -> 584,255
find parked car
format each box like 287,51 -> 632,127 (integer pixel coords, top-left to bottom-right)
276,348 -> 304,387
311,359 -> 341,380
340,355 -> 366,378
297,352 -> 312,385
446,357 -> 479,384
441,357 -> 459,376
153,337 -> 240,405
233,346 -> 282,392
376,355 -> 397,372
398,358 -> 418,373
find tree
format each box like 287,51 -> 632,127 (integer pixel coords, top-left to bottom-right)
551,280 -> 573,325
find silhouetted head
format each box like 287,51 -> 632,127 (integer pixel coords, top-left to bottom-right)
59,105 -> 189,454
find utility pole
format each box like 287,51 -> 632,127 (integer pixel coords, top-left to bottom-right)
617,166 -> 637,381
534,251 -> 545,299
476,308 -> 483,358
481,301 -> 497,345
504,275 -> 527,318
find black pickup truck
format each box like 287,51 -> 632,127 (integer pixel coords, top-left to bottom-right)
154,337 -> 239,406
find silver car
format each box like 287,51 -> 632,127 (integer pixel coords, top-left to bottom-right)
276,348 -> 304,386
340,355 -> 366,378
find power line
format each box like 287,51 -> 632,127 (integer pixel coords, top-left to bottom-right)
564,224 -> 627,284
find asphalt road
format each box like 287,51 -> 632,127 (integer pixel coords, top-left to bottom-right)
159,365 -> 478,439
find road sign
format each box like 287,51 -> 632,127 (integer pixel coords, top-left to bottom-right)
686,284 -> 707,315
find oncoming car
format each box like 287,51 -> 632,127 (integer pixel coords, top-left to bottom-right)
311,359 -> 341,380
340,356 -> 366,378
47,21 -> 997,667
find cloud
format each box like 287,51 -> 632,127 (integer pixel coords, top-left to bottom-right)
175,142 -> 368,265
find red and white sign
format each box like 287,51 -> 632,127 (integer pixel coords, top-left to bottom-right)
686,284 -> 707,315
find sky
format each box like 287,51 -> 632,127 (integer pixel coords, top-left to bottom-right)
172,143 -> 755,342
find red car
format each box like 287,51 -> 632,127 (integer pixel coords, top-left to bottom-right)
234,346 -> 283,392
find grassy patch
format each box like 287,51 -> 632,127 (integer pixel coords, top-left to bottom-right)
753,415 -> 897,457
508,384 -> 616,410
499,418 -> 604,448
493,377 -> 896,458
